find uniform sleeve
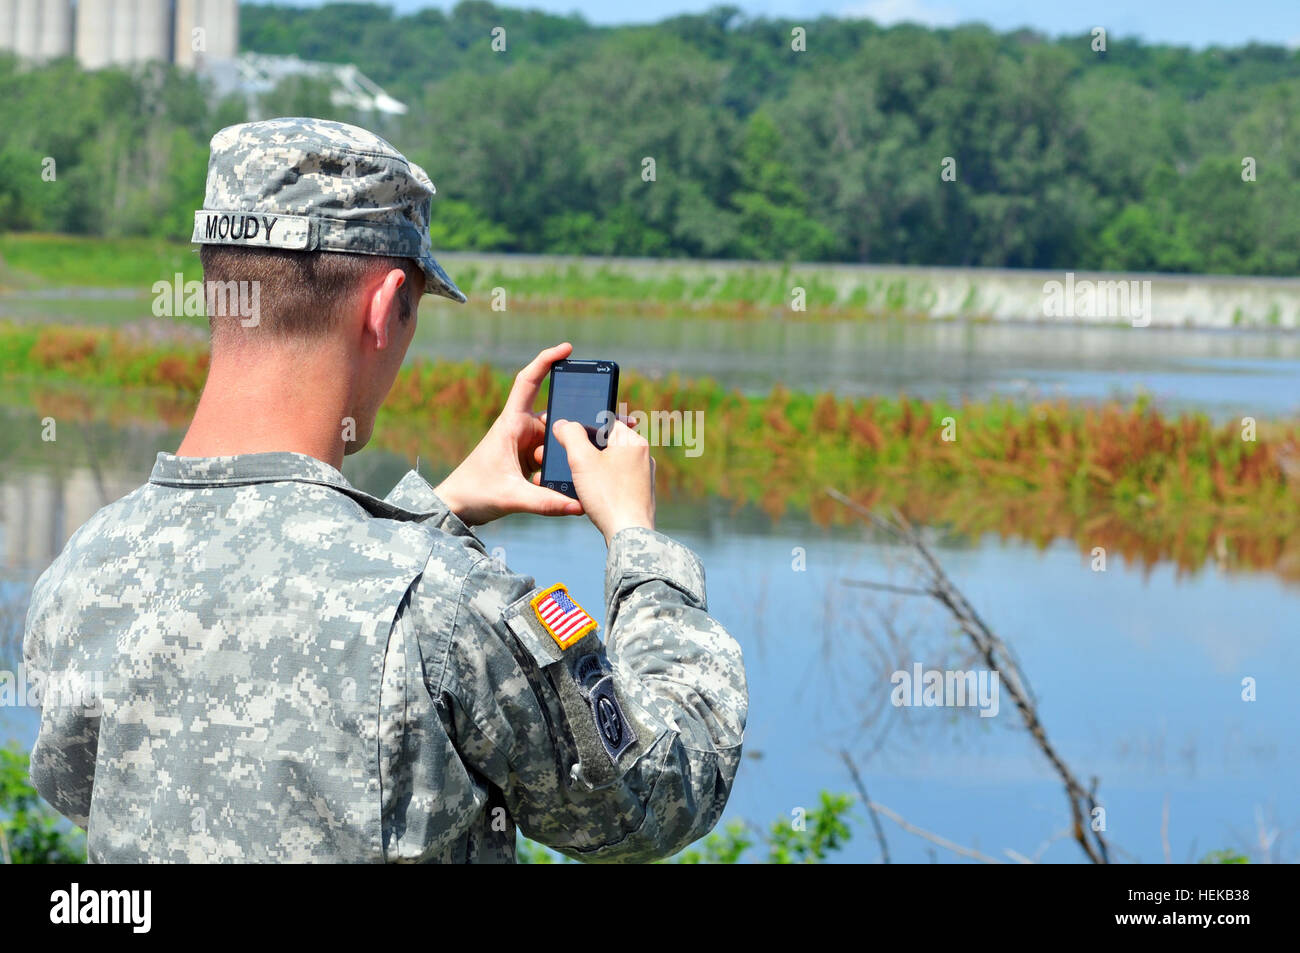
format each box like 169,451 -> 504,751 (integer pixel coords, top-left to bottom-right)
382,470 -> 480,541
23,569 -> 100,830
436,527 -> 748,864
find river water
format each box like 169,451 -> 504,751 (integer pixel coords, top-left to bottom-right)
1,307 -> 1297,863
416,309 -> 1300,422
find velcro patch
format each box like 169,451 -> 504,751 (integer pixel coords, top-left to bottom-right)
192,210 -> 312,249
530,584 -> 597,650
573,652 -> 606,691
588,675 -> 636,762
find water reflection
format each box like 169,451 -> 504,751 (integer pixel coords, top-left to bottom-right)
419,310 -> 1300,421
1,415 -> 1295,863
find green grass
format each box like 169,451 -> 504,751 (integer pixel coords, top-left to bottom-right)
0,233 -> 202,289
0,232 -> 947,319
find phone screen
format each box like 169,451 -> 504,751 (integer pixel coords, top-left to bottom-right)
541,360 -> 618,498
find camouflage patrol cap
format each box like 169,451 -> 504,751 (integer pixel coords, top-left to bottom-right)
192,117 -> 466,303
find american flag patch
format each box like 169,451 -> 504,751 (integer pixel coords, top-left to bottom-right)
531,584 -> 598,649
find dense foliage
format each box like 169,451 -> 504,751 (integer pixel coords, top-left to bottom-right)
1,2 -> 1298,274
0,744 -> 87,863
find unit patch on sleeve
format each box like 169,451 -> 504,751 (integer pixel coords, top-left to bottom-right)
588,675 -> 636,762
530,583 -> 598,649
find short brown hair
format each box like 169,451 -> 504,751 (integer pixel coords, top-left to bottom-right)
198,245 -> 422,340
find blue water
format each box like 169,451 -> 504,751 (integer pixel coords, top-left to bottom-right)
470,511 -> 1298,863
2,438 -> 1296,863
417,311 -> 1300,422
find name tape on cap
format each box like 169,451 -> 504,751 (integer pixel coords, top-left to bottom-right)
193,211 -> 311,249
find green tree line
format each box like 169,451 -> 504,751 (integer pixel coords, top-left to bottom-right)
1,2 -> 1298,274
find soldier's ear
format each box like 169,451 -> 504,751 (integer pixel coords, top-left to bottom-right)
366,268 -> 408,349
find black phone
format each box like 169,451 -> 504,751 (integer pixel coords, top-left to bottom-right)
540,358 -> 620,500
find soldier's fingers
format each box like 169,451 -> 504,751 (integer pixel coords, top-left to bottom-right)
552,419 -> 599,466
514,481 -> 583,516
506,344 -> 572,414
606,419 -> 649,447
515,414 -> 547,462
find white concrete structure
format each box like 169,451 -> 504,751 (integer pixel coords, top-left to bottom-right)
2,0 -> 239,68
4,0 -> 73,61
175,0 -> 238,68
109,0 -> 137,63
73,0 -> 114,69
0,1 -> 15,57
134,0 -> 172,63
36,0 -> 73,58
12,0 -> 40,59
205,53 -> 408,118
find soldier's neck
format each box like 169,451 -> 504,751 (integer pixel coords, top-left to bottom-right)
177,348 -> 355,471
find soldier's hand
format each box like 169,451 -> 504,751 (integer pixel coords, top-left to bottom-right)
552,418 -> 655,546
435,343 -> 584,526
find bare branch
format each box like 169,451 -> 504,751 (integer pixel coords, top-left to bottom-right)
1162,794 -> 1172,864
866,798 -> 1006,864
839,749 -> 890,864
839,579 -> 934,598
830,489 -> 1112,865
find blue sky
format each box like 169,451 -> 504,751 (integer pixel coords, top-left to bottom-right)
284,0 -> 1300,49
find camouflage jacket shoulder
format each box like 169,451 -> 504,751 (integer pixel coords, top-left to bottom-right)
24,451 -> 748,863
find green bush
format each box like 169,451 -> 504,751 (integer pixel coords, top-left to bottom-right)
0,743 -> 86,864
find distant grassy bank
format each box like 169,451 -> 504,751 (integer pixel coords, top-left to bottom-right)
5,233 -> 1300,327
0,234 -> 202,291
3,322 -> 1298,580
0,233 -> 931,320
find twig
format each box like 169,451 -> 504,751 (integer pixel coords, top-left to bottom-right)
1031,826 -> 1074,862
829,487 -> 1112,865
866,798 -> 1006,864
840,750 -> 890,864
842,751 -> 1024,864
840,579 -> 934,598
1161,794 -> 1172,864
1255,806 -> 1279,864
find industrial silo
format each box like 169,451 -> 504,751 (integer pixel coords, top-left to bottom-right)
109,0 -> 136,64
74,0 -> 114,68
173,0 -> 197,67
36,0 -> 73,59
134,0 -> 171,63
0,0 -> 17,56
175,0 -> 238,67
13,0 -> 39,59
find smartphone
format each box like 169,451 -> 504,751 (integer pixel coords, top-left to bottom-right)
540,358 -> 620,500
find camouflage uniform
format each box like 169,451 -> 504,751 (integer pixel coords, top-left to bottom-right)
25,117 -> 746,862
24,452 -> 747,862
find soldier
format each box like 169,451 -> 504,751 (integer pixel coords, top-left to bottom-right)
23,118 -> 747,863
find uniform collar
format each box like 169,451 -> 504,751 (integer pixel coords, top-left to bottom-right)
149,451 -> 352,489
148,451 -> 446,524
